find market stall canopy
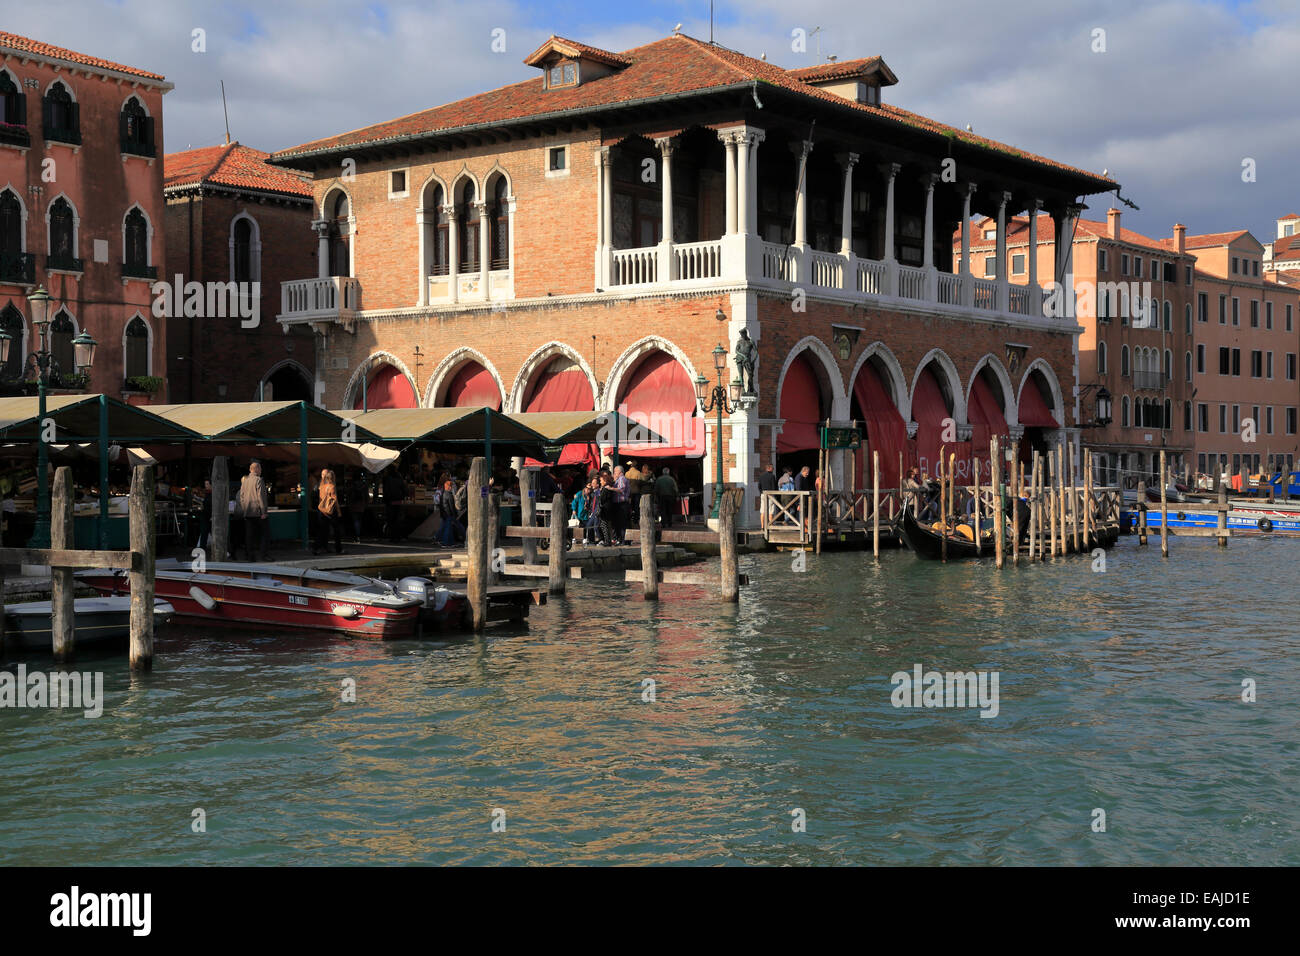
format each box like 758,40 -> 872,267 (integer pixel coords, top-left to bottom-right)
335,406 -> 549,448
0,394 -> 201,443
148,402 -> 379,443
508,409 -> 669,446
140,441 -> 399,473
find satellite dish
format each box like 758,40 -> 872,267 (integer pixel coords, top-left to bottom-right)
673,22 -> 682,32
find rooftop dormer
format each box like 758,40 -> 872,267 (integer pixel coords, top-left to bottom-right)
787,56 -> 898,106
524,35 -> 631,90
1277,213 -> 1300,239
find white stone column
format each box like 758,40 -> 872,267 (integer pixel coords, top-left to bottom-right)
475,202 -> 488,303
721,131 -> 738,236
996,190 -> 1011,312
444,203 -> 459,305
594,148 -> 606,288
959,182 -> 977,307
313,220 -> 329,279
1027,198 -> 1041,316
792,140 -> 813,284
416,209 -> 430,306
746,131 -> 763,236
838,152 -> 859,292
735,132 -> 751,236
880,163 -> 900,296
656,136 -> 675,283
921,173 -> 938,301
600,147 -> 613,288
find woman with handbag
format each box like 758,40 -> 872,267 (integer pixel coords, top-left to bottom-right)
313,468 -> 343,555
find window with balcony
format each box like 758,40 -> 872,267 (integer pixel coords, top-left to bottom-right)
47,197 -> 80,272
120,96 -> 155,157
42,81 -> 79,145
125,316 -> 149,379
327,192 -> 350,277
456,179 -> 479,273
0,303 -> 23,378
423,183 -> 449,276
488,174 -> 510,270
0,188 -> 33,285
0,70 -> 28,147
122,207 -> 154,279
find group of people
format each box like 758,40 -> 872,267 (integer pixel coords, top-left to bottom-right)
569,461 -> 680,546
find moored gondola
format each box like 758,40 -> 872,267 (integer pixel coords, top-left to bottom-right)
898,505 -> 989,560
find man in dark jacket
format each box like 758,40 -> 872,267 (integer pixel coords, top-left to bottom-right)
757,464 -> 778,493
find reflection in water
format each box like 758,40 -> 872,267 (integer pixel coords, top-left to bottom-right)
1,537 -> 1297,865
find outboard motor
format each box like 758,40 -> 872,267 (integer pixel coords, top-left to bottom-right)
396,577 -> 452,612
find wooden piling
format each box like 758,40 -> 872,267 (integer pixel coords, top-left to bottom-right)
948,451 -> 956,548
992,437 -> 1004,569
939,454 -> 948,563
1137,481 -> 1148,546
1057,442 -> 1068,554
1070,450 -> 1080,553
1010,443 -> 1020,566
548,493 -> 567,594
719,491 -> 739,603
128,465 -> 155,671
519,467 -> 537,566
1160,451 -> 1169,558
51,466 -> 76,662
486,491 -> 501,585
1084,450 -> 1094,548
211,456 -> 229,561
872,450 -> 880,560
1217,484 -> 1228,547
467,457 -> 488,630
973,458 -> 981,557
639,495 -> 657,600
1029,451 -> 1039,559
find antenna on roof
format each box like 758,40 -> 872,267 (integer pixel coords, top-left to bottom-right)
809,26 -> 822,61
710,0 -> 714,43
220,79 -> 231,145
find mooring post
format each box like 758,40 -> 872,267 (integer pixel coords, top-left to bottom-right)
129,465 -> 155,671
1010,443 -> 1020,566
1217,484 -> 1229,548
972,457 -> 981,557
1029,451 -> 1039,559
719,490 -> 739,603
939,455 -> 949,564
872,450 -> 880,561
548,493 -> 567,594
640,495 -> 657,600
520,467 -> 537,566
1160,451 -> 1169,558
467,457 -> 488,630
211,456 -> 229,561
51,466 -> 75,662
487,490 -> 500,586
1137,481 -> 1148,546
992,437 -> 1003,569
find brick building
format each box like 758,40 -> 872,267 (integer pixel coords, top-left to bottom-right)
163,141 -> 317,402
966,208 -> 1197,486
268,33 -> 1117,526
0,31 -> 170,402
1183,228 -> 1300,482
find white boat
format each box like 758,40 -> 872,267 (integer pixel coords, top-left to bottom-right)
2,596 -> 175,652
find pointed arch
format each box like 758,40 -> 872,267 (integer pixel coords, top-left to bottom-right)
966,353 -> 1017,426
229,209 -> 261,284
343,351 -> 419,409
848,342 -> 908,420
424,346 -> 507,409
776,335 -> 847,420
258,358 -> 314,402
507,341 -> 598,414
910,348 -> 966,425
602,335 -> 704,413
123,313 -> 153,378
0,183 -> 29,253
416,170 -> 449,211
1017,359 -> 1065,427
45,192 -> 80,263
122,202 -> 153,267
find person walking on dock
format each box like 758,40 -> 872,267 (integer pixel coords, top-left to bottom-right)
238,461 -> 270,562
654,467 -> 679,529
314,468 -> 343,555
596,472 -> 618,547
612,465 -> 630,545
437,478 -> 463,547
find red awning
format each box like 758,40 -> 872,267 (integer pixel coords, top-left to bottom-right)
524,358 -> 595,468
968,373 -> 1010,476
778,356 -> 824,452
445,362 -> 501,410
355,365 -> 418,409
912,367 -> 971,480
614,351 -> 704,458
851,361 -> 907,490
1019,379 -> 1060,428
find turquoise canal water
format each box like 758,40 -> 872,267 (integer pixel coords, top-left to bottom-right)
2,537 -> 1296,865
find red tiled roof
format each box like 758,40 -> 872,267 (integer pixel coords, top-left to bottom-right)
523,35 -> 632,68
270,34 -> 1114,188
1181,230 -> 1251,249
1270,234 -> 1300,262
164,142 -> 312,198
960,214 -> 1190,257
787,56 -> 896,86
0,30 -> 166,83
1276,213 -> 1300,221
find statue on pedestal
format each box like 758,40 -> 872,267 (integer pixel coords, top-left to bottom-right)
734,328 -> 757,398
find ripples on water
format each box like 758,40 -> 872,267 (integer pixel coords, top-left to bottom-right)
1,537 -> 1296,865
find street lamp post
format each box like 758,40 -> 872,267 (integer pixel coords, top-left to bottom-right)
0,286 -> 96,549
696,344 -> 745,520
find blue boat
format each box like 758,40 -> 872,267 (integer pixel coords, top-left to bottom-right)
1120,507 -> 1300,534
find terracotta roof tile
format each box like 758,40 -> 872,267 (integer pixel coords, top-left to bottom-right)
0,30 -> 166,82
1270,234 -> 1300,261
960,214 -> 1190,256
270,33 -> 1114,188
165,142 -> 312,198
787,56 -> 896,85
1181,230 -> 1251,249
523,35 -> 632,68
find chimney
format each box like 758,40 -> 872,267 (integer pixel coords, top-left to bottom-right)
1174,223 -> 1186,254
1107,207 -> 1121,240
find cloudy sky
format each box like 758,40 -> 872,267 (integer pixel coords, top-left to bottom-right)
10,0 -> 1297,241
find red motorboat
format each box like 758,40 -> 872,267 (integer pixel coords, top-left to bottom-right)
77,561 -> 434,640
